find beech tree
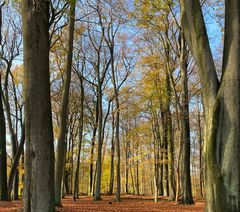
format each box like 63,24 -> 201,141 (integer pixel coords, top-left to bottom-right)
0,74 -> 7,201
55,0 -> 76,206
0,1 -> 8,201
22,0 -> 55,211
182,0 -> 240,211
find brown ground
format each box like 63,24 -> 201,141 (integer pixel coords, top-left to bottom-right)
0,195 -> 204,212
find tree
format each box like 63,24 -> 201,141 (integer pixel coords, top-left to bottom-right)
73,58 -> 85,201
0,1 -> 8,201
22,0 -> 55,211
179,35 -> 194,204
0,74 -> 8,201
182,0 -> 240,211
55,0 -> 76,206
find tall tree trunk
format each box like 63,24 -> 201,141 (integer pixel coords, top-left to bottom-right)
89,102 -> 98,195
205,2 -> 240,210
130,158 -> 135,194
110,46 -> 121,202
54,0 -> 75,206
153,127 -> 160,202
0,2 -> 8,202
3,65 -> 18,200
73,76 -> 84,201
197,96 -> 203,198
162,117 -> 169,197
160,73 -> 171,197
108,107 -> 114,195
167,110 -> 175,200
94,89 -> 103,200
125,125 -> 130,194
114,77 -> 121,202
0,75 -> 8,201
70,131 -> 74,195
182,0 -> 240,211
180,35 -> 194,204
175,137 -> 182,202
135,138 -> 140,195
150,106 -> 161,201
7,123 -> 25,200
158,154 -> 164,196
22,1 -> 55,211
64,130 -> 72,195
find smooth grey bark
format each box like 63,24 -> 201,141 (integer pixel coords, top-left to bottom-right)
22,0 -> 55,211
54,0 -> 75,206
182,0 -> 240,211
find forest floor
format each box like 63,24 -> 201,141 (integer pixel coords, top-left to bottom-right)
0,195 -> 204,211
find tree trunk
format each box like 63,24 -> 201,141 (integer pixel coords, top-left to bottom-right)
150,106 -> 161,201
153,127 -> 160,202
110,46 -> 121,202
7,123 -> 25,200
125,125 -> 130,194
197,96 -> 203,198
89,102 -> 98,196
2,65 -> 18,200
180,35 -> 194,204
182,0 -> 240,211
162,119 -> 169,197
0,3 -> 8,202
70,131 -> 74,195
135,139 -> 140,195
167,110 -> 175,200
54,0 -> 75,206
129,158 -> 135,194
108,107 -> 114,195
73,75 -> 84,201
160,73 -> 171,197
175,129 -> 183,202
22,0 -> 55,211
0,75 -> 8,201
94,89 -> 103,200
114,80 -> 121,202
158,155 -> 164,196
